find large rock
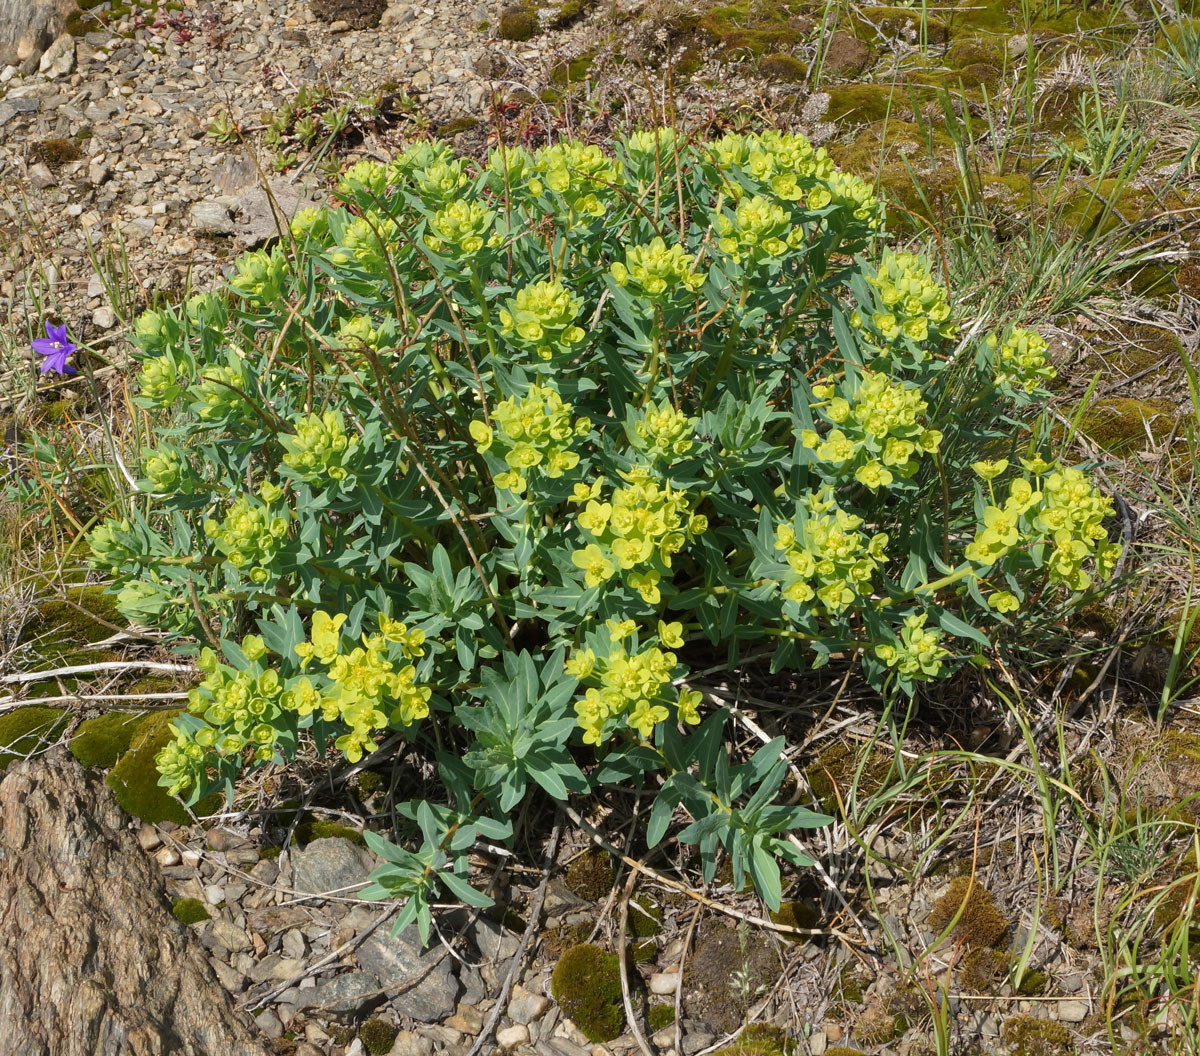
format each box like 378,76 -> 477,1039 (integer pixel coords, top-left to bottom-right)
290,836 -> 377,897
234,178 -> 324,248
0,748 -> 272,1056
0,0 -> 74,65
355,926 -> 459,1022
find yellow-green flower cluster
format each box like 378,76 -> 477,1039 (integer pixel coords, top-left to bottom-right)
204,484 -> 290,583
229,247 -> 287,304
338,159 -> 388,200
812,170 -> 882,228
532,141 -> 623,217
715,195 -> 799,261
963,462 -> 1119,591
291,609 -> 432,762
611,237 -> 705,301
142,444 -> 190,494
567,631 -> 701,744
337,314 -> 381,351
864,250 -> 953,344
280,409 -> 361,486
411,155 -> 471,204
427,199 -> 496,257
802,372 -> 942,490
498,279 -> 586,361
713,130 -> 834,199
1035,467 -> 1120,590
875,613 -> 950,681
469,383 -> 589,493
571,469 -> 706,591
138,353 -> 188,406
989,328 -> 1056,394
330,215 -> 399,271
773,489 -> 889,613
290,205 -> 331,244
623,128 -> 680,177
191,364 -> 248,423
630,399 -> 697,462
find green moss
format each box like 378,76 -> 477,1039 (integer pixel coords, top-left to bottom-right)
1016,969 -> 1049,996
296,818 -> 365,845
30,585 -> 124,659
823,84 -> 900,125
768,898 -> 820,941
566,849 -> 614,900
630,895 -> 662,937
69,711 -> 148,769
551,51 -> 597,85
712,1024 -> 796,1056
759,52 -> 806,82
260,844 -> 282,860
805,742 -> 897,813
928,875 -> 1010,947
648,1003 -> 676,1031
823,1049 -> 868,1056
0,707 -> 69,769
1002,1015 -> 1074,1056
832,965 -> 865,1008
699,1 -> 807,57
107,710 -> 218,824
357,770 -> 384,795
854,1003 -> 905,1047
359,1018 -> 398,1055
546,0 -> 597,30
959,946 -> 1010,991
629,938 -> 657,963
550,944 -> 626,1042
1078,397 -> 1177,455
499,5 -> 538,41
437,116 -> 480,135
172,897 -> 210,924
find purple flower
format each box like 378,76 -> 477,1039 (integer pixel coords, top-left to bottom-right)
32,321 -> 77,376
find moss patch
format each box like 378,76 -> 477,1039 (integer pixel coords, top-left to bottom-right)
31,138 -> 83,168
107,709 -> 218,824
566,849 -> 614,899
928,874 -> 1010,947
499,5 -> 538,40
823,84 -> 903,125
69,711 -> 148,768
295,818 -> 365,845
759,52 -> 806,82
550,944 -> 626,1042
712,1024 -> 795,1056
359,1018 -> 398,1055
698,0 -> 808,57
172,896 -> 210,924
1002,1015 -> 1074,1056
769,898 -> 820,940
648,1003 -> 676,1031
0,706 -> 69,769
1078,397 -> 1178,455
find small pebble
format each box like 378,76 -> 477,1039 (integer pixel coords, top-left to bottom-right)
154,846 -> 180,868
497,1025 -> 530,1049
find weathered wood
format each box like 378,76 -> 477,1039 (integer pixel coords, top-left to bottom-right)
0,748 -> 273,1056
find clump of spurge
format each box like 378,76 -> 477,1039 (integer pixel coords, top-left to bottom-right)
93,128 -> 1120,938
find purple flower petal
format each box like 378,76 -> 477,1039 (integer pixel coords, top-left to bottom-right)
45,321 -> 69,345
33,320 -> 77,375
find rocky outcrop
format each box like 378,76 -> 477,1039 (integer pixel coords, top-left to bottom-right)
0,0 -> 74,66
0,748 -> 272,1056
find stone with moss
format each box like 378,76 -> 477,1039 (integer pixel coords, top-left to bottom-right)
69,711 -> 148,769
499,5 -> 538,41
630,895 -> 662,938
550,943 -> 626,1042
296,817 -> 366,846
359,1017 -> 398,1055
106,709 -> 218,825
565,849 -> 614,900
927,875 -> 1010,948
759,52 -> 806,82
769,899 -> 820,942
171,897 -> 210,924
0,707 -> 70,770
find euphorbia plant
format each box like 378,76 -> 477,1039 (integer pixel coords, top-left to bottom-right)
90,128 -> 1119,936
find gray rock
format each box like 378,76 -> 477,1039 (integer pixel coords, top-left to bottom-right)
28,162 -> 55,189
389,1031 -> 434,1056
211,150 -> 260,196
210,919 -> 252,953
0,97 -> 42,127
1057,1000 -> 1089,1022
290,837 -> 376,898
355,927 -> 459,1022
233,179 -> 323,248
0,0 -> 72,61
299,970 -> 382,1015
508,983 -> 549,1025
254,1009 -> 283,1039
189,199 -> 235,236
37,32 -> 73,77
91,305 -> 115,330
